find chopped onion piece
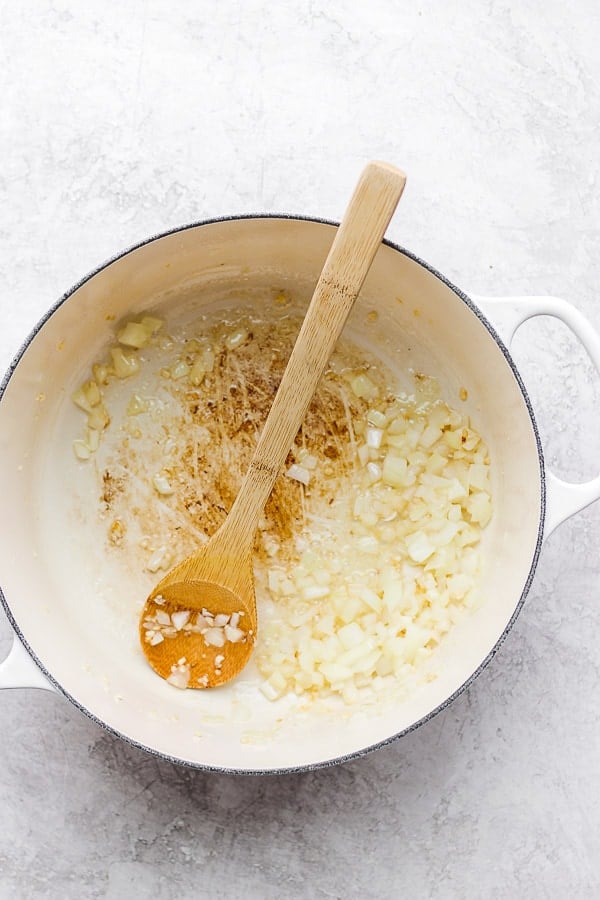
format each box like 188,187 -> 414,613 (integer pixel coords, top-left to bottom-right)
285,464 -> 310,486
260,676 -> 285,701
301,583 -> 330,601
85,427 -> 100,452
320,661 -> 354,682
72,380 -> 101,412
297,450 -> 318,470
382,453 -> 408,488
146,546 -> 169,573
367,409 -> 387,428
366,427 -> 383,449
140,316 -> 164,334
468,492 -> 492,527
118,321 -> 153,349
406,532 -> 435,563
337,622 -> 365,650
199,345 -> 215,373
189,357 -> 206,386
225,328 -> 249,349
152,473 -> 175,496
127,394 -> 149,416
87,403 -> 109,432
110,347 -> 140,379
350,373 -> 379,401
92,363 -> 110,385
366,462 -> 381,484
170,360 -> 190,380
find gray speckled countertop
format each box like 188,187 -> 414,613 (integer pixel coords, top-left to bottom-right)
1,2 -> 600,897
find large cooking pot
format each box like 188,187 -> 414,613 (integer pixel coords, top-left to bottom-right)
1,216 -> 599,773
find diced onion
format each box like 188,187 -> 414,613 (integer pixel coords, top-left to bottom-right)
87,404 -> 109,431
85,427 -> 100,452
189,357 -> 206,386
70,310 -> 492,706
118,321 -> 153,349
152,473 -> 175,496
257,372 -> 492,703
366,427 -> 383,449
285,464 -> 310,486
92,363 -> 110,385
382,453 -> 408,487
140,316 -> 164,335
110,347 -> 140,379
297,450 -> 318,470
367,409 -> 387,428
127,394 -> 149,416
72,380 -> 101,412
357,444 -> 370,467
170,361 -> 190,380
225,328 -> 249,349
146,546 -> 169,572
366,462 -> 381,484
350,373 -> 379,401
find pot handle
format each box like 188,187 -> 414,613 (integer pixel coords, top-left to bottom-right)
0,634 -> 56,691
472,294 -> 600,538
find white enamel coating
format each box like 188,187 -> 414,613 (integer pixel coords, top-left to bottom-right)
0,219 -> 598,771
474,295 -> 600,538
0,636 -> 55,691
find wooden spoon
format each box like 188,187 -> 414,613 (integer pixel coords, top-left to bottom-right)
139,161 -> 407,690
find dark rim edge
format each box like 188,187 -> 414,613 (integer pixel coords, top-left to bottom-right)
0,213 -> 546,776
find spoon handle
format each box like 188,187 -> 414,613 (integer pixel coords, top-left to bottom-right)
223,161 -> 406,542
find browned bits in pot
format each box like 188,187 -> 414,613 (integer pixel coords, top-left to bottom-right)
101,470 -> 124,510
164,315 -> 367,560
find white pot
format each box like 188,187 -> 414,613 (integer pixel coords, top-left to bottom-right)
1,216 -> 599,773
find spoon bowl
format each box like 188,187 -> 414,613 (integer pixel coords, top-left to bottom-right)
140,161 -> 407,689
140,582 -> 255,689
140,525 -> 257,687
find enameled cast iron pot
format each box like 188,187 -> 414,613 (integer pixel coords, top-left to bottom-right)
1,216 -> 599,774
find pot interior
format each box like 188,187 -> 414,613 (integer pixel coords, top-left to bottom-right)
0,218 -> 542,771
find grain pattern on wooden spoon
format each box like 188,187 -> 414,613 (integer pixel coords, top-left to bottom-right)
139,161 -> 407,690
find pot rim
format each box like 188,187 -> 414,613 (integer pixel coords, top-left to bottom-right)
0,213 -> 546,775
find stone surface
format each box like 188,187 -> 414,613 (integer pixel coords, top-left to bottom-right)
1,1 -> 600,897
